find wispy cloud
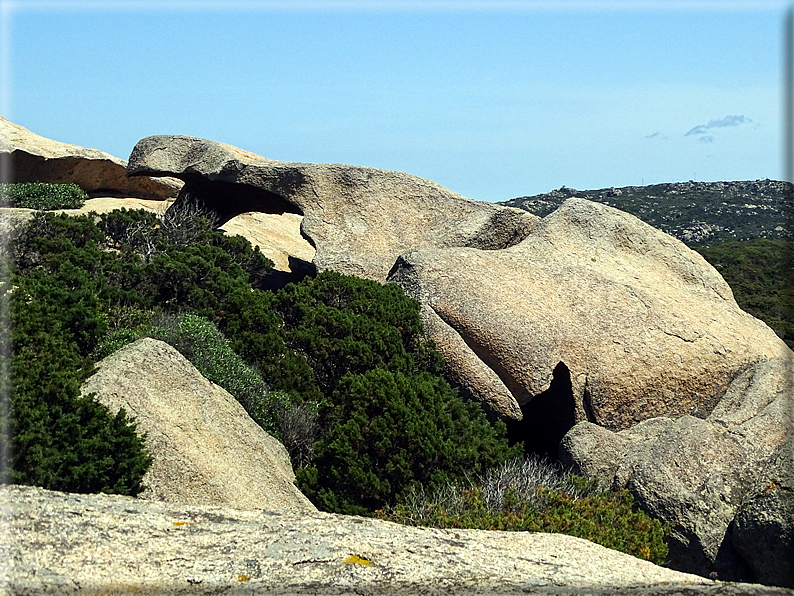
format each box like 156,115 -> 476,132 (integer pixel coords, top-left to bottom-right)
685,114 -> 751,137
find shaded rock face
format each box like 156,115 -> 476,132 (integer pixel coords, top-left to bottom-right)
126,134 -> 539,282
559,357 -> 794,584
389,198 -> 792,432
0,116 -> 182,199
733,436 -> 794,588
6,485 -> 787,596
80,338 -> 316,514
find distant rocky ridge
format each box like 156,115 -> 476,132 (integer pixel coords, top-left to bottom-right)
500,180 -> 793,246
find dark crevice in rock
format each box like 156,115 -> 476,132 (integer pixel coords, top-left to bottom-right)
170,175 -> 301,228
506,362 -> 578,460
583,382 -> 597,423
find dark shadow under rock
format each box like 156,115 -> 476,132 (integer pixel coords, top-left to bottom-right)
507,361 -> 577,460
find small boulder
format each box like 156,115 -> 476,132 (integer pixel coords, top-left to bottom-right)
80,338 -> 315,513
126,134 -> 538,282
0,116 -> 182,199
219,211 -> 315,278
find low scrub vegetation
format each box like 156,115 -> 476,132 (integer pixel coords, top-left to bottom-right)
696,238 -> 794,348
0,182 -> 88,210
377,455 -> 669,565
2,199 -> 520,520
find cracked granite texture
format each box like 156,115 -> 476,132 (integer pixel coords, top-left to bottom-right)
3,485 -> 792,595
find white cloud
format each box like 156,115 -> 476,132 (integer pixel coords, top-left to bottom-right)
685,114 -> 751,137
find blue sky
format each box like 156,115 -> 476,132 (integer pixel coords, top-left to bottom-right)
1,1 -> 789,202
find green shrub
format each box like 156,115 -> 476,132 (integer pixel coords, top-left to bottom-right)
0,182 -> 88,210
91,328 -> 143,361
273,271 -> 440,395
296,367 -> 521,516
377,457 -> 669,565
6,208 -> 516,512
4,269 -> 151,495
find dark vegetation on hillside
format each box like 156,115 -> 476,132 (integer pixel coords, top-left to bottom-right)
12,178 -> 791,563
696,239 -> 794,348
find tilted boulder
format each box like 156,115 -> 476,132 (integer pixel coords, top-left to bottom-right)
0,116 -> 182,199
80,338 -> 316,514
559,357 -> 794,583
126,134 -> 538,282
389,198 -> 791,431
6,485 -> 791,596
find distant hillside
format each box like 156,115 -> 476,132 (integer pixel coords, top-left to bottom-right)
500,179 -> 793,247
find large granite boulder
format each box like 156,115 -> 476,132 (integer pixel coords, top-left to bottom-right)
389,198 -> 791,432
126,134 -> 538,282
0,116 -> 182,199
559,357 -> 794,583
6,485 -> 793,596
80,338 -> 316,513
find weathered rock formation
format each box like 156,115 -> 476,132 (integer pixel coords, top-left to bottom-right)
80,338 -> 315,513
126,134 -> 538,282
6,485 -> 793,596
0,116 -> 182,199
559,357 -> 794,585
390,198 -> 792,432
126,133 -> 793,431
84,131 -> 793,586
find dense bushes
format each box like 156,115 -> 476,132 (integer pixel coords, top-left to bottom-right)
4,207 -> 518,513
0,182 -> 88,210
3,263 -> 151,494
3,207 -> 276,495
298,368 -> 521,515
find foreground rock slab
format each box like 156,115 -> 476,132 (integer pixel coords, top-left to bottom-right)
126,134 -> 538,282
3,486 -> 792,596
0,116 -> 182,199
81,338 -> 315,514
